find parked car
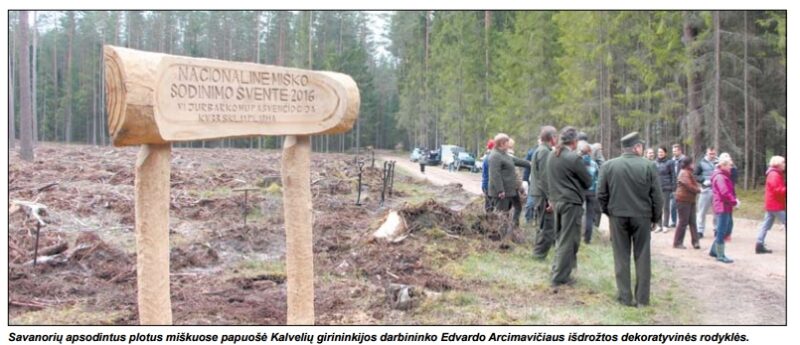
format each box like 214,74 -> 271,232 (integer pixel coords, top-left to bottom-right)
453,151 -> 479,172
421,148 -> 441,166
410,148 -> 423,162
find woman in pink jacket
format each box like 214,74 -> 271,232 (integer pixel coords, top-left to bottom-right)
710,156 -> 738,263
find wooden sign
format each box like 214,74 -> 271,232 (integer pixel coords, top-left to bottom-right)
104,45 -> 359,325
104,46 -> 359,146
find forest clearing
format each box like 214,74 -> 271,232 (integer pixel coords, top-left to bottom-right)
8,144 -> 784,325
7,10 -> 786,326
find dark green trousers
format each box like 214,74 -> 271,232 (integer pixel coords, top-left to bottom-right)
609,216 -> 651,306
532,197 -> 555,259
551,201 -> 583,285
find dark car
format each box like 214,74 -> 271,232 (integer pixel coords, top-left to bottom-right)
454,151 -> 478,172
421,149 -> 441,166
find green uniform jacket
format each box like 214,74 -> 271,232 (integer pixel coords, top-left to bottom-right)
546,147 -> 593,205
530,143 -> 553,198
597,152 -> 663,222
488,150 -> 531,197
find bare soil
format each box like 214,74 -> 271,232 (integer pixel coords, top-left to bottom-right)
8,143 -> 478,325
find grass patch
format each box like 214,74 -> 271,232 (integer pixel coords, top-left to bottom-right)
193,186 -> 235,199
11,303 -> 125,325
393,181 -> 436,204
226,258 -> 286,281
736,187 -> 766,220
426,237 -> 697,325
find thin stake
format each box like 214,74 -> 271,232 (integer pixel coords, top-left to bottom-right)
33,222 -> 41,267
356,161 -> 364,206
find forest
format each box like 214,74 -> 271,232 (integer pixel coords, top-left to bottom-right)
9,10 -> 786,189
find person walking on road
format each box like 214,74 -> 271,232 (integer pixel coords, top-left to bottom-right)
694,147 -> 718,238
598,132 -> 662,307
547,128 -> 593,287
532,126 -> 558,260
655,147 -> 675,233
673,157 -> 701,249
755,156 -> 786,254
488,134 -> 530,248
709,155 -> 738,263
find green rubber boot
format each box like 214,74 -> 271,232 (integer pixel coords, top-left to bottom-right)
716,243 -> 734,264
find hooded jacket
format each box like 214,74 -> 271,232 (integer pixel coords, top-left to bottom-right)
764,167 -> 786,212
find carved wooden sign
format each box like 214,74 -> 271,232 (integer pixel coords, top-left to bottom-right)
104,45 -> 359,325
105,46 -> 358,146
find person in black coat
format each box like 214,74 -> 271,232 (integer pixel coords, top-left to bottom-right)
655,147 -> 675,232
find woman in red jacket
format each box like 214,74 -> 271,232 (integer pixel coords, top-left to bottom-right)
756,156 -> 786,254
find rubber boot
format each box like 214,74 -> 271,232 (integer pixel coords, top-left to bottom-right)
709,242 -> 718,258
755,243 -> 773,254
716,243 -> 734,263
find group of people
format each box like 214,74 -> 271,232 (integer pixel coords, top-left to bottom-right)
479,126 -> 787,308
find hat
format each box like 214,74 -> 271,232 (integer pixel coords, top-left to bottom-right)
487,139 -> 495,150
577,131 -> 589,141
621,132 -> 644,148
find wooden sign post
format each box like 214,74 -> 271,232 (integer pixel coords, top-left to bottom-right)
104,46 -> 359,325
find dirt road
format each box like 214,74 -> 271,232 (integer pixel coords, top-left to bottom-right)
382,153 -> 786,325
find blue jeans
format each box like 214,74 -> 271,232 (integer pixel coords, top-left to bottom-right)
697,188 -> 713,234
670,194 -> 677,226
524,193 -> 537,223
757,211 -> 786,245
714,213 -> 733,245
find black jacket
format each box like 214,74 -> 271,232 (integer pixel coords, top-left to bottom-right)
655,157 -> 675,191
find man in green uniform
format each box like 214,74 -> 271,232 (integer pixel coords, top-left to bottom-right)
488,133 -> 531,247
597,132 -> 663,307
531,126 -> 558,259
546,127 -> 593,287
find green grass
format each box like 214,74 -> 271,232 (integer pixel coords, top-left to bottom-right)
423,237 -> 697,325
392,180 -> 436,204
736,187 -> 766,220
194,186 -> 235,199
226,258 -> 286,281
11,303 -> 126,325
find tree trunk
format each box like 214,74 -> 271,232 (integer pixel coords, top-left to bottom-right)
52,14 -> 58,141
9,13 -> 16,150
684,12 -> 703,158
18,11 -> 34,161
307,11 -> 313,68
713,11 -> 721,151
254,11 -> 261,63
743,11 -> 750,190
277,12 -> 286,66
424,11 -> 433,150
484,11 -> 491,106
32,11 -> 38,146
65,11 -> 75,143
